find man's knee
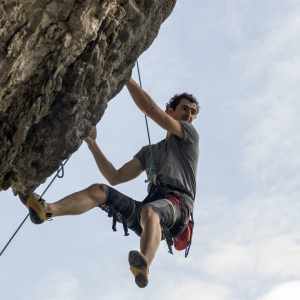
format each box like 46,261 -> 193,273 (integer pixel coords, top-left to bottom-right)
85,184 -> 107,204
140,205 -> 159,224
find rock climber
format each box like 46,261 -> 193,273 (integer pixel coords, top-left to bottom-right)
19,77 -> 200,288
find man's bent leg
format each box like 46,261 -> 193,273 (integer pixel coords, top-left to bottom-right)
128,205 -> 161,288
45,184 -> 107,217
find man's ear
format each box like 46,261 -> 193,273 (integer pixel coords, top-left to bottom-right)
167,107 -> 174,116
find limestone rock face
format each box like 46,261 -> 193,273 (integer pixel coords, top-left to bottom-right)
0,0 -> 176,194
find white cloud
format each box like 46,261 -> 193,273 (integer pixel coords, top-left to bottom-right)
256,237 -> 300,279
257,281 -> 300,300
188,191 -> 300,296
35,269 -> 82,300
160,279 -> 234,300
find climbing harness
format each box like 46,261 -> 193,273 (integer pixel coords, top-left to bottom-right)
0,155 -> 72,257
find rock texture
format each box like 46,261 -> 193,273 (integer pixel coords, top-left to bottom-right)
0,0 -> 176,194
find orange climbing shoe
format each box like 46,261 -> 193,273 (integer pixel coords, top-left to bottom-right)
128,250 -> 149,288
19,192 -> 52,224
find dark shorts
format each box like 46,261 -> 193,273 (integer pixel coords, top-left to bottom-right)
99,185 -> 189,238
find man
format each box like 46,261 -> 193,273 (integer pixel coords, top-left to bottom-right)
20,77 -> 200,288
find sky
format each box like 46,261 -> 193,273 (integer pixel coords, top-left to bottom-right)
1,0 -> 300,299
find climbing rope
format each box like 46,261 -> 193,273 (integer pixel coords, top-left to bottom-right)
136,60 -> 157,184
0,155 -> 72,257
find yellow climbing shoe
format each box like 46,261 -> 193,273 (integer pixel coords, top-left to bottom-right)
128,250 -> 149,288
19,192 -> 51,224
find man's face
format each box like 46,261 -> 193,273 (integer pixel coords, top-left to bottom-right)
168,98 -> 198,124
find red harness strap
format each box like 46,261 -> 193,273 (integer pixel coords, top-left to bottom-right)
165,193 -> 183,208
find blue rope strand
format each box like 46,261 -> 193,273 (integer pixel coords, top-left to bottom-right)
0,154 -> 72,257
136,61 -> 157,184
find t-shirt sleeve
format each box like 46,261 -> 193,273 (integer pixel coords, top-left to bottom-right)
134,147 -> 146,171
179,121 -> 199,144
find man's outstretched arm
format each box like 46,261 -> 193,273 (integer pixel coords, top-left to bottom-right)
84,126 -> 143,186
126,77 -> 184,139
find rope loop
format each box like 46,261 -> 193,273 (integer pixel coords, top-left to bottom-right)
56,163 -> 64,178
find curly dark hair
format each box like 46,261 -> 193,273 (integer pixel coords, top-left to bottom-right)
165,93 -> 200,116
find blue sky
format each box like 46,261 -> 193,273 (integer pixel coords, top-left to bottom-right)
1,1 -> 300,299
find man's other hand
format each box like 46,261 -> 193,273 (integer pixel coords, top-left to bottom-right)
84,126 -> 97,145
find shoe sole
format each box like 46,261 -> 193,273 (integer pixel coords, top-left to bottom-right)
26,194 -> 47,224
128,250 -> 148,288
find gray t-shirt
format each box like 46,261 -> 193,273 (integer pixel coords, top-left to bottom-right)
135,121 -> 199,212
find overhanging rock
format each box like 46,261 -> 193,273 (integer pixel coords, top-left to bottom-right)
0,0 -> 176,194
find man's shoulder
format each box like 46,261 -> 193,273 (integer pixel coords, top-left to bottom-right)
179,120 -> 198,131
178,121 -> 199,141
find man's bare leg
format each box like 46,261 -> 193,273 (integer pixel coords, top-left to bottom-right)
139,205 -> 161,267
44,184 -> 107,217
